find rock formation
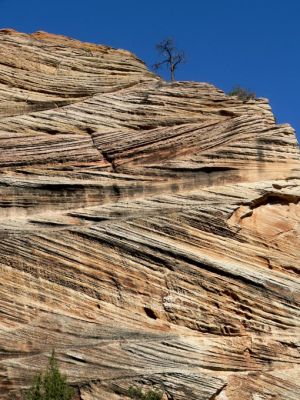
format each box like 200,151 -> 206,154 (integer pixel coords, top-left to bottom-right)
0,29 -> 299,399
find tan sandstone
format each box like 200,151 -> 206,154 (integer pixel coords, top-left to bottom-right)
0,29 -> 299,399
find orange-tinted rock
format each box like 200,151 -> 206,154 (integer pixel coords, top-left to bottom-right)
0,30 -> 299,399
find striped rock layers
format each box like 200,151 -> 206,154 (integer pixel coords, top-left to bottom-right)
0,29 -> 299,399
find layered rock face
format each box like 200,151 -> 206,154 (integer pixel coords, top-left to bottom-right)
0,29 -> 299,400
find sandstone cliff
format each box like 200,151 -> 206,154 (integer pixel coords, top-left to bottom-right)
0,29 -> 299,400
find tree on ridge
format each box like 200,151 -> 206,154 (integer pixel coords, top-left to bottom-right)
153,37 -> 185,81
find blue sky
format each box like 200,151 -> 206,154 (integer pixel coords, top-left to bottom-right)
0,0 -> 299,144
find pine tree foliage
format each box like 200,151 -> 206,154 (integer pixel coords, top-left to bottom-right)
25,351 -> 75,400
26,374 -> 42,400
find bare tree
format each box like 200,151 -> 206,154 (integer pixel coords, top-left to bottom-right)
153,38 -> 185,81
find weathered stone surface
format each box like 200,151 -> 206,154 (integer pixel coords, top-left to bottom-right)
0,29 -> 299,399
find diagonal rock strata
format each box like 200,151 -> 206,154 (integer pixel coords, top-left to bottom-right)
0,29 -> 299,399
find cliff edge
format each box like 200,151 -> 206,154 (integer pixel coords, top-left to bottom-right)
0,29 -> 299,399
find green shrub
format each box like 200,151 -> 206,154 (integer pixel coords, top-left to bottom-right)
228,85 -> 256,101
127,385 -> 163,400
25,351 -> 75,400
143,390 -> 163,400
128,386 -> 144,399
26,374 -> 43,400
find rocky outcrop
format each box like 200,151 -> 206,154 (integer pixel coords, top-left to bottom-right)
0,29 -> 299,399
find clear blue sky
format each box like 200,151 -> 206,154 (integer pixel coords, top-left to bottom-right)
0,0 -> 299,144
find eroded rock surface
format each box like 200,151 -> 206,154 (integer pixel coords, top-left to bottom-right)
0,29 -> 299,399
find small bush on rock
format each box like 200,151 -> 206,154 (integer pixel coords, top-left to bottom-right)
127,385 -> 163,400
25,351 -> 75,400
228,85 -> 256,101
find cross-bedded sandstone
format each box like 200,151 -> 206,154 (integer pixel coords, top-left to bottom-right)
0,29 -> 299,400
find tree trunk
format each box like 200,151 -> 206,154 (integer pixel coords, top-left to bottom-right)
170,65 -> 175,81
